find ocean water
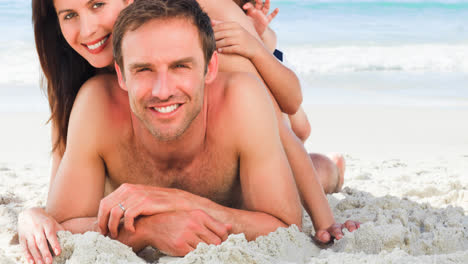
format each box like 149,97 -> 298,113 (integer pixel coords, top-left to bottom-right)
1,0 -> 467,111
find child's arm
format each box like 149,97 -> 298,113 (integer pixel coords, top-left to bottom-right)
213,20 -> 302,114
243,0 -> 279,43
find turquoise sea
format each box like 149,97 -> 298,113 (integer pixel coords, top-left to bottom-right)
1,0 -> 467,111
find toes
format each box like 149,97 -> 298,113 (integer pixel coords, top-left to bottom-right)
329,153 -> 345,192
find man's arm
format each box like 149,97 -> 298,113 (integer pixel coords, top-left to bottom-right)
227,72 -> 303,237
45,76 -> 111,232
99,73 -> 303,242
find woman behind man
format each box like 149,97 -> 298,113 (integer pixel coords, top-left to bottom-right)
19,0 -> 357,264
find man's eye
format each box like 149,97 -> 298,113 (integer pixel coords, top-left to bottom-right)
136,68 -> 150,73
64,13 -> 77,20
175,64 -> 189,69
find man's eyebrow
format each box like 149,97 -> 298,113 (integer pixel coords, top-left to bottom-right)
173,57 -> 196,65
57,0 -> 96,16
128,63 -> 153,71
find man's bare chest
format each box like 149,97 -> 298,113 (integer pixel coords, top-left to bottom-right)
104,142 -> 241,207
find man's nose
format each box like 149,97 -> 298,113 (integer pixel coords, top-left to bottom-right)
152,71 -> 172,101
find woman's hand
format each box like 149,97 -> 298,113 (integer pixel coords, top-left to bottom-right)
18,207 -> 64,264
243,0 -> 279,37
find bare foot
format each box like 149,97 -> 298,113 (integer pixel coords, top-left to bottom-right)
309,153 -> 346,194
328,153 -> 345,193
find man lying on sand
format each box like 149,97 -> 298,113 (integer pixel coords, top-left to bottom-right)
42,0 -> 358,259
46,0 -> 302,256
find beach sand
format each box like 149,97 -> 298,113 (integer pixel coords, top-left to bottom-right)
1,104 -> 467,263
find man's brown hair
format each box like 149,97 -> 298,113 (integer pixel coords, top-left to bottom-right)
113,0 -> 216,75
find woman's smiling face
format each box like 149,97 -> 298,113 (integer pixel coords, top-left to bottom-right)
54,0 -> 133,68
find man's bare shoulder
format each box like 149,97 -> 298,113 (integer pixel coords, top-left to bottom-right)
217,71 -> 269,109
210,72 -> 276,143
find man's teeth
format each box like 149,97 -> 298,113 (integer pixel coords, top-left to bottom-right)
87,36 -> 108,50
153,104 -> 179,113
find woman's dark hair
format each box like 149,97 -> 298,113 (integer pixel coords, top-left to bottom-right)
32,0 -> 96,154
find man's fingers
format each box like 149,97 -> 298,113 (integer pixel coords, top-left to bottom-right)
35,234 -> 53,264
108,205 -> 125,238
27,237 -> 44,264
97,200 -> 111,235
123,208 -> 137,233
187,234 -> 204,250
197,228 -> 222,246
43,225 -> 61,256
203,216 -> 230,242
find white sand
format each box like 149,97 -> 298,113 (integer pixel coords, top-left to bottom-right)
1,105 -> 467,263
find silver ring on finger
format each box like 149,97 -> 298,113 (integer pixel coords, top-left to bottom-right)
118,202 -> 126,212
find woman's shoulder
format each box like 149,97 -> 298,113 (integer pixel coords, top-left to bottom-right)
75,74 -> 122,104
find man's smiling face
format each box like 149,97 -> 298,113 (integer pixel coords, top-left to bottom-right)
118,18 -> 208,141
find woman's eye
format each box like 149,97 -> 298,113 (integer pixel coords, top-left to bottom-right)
92,2 -> 105,9
64,13 -> 77,20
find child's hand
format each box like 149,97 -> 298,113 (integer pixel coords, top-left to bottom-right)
243,0 -> 279,37
212,20 -> 263,59
314,220 -> 360,244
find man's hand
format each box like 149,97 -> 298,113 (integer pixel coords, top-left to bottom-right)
314,220 -> 361,244
126,210 -> 232,256
97,184 -> 195,238
243,0 -> 279,37
212,20 -> 263,59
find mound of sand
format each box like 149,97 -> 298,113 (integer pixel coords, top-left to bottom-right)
49,186 -> 468,264
53,231 -> 145,264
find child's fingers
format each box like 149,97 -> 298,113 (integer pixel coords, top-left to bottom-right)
255,0 -> 263,11
216,37 -> 238,50
243,2 -> 254,12
210,19 -> 223,26
267,8 -> 279,22
214,30 -> 232,41
263,0 -> 271,15
217,45 -> 241,55
212,21 -> 239,33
